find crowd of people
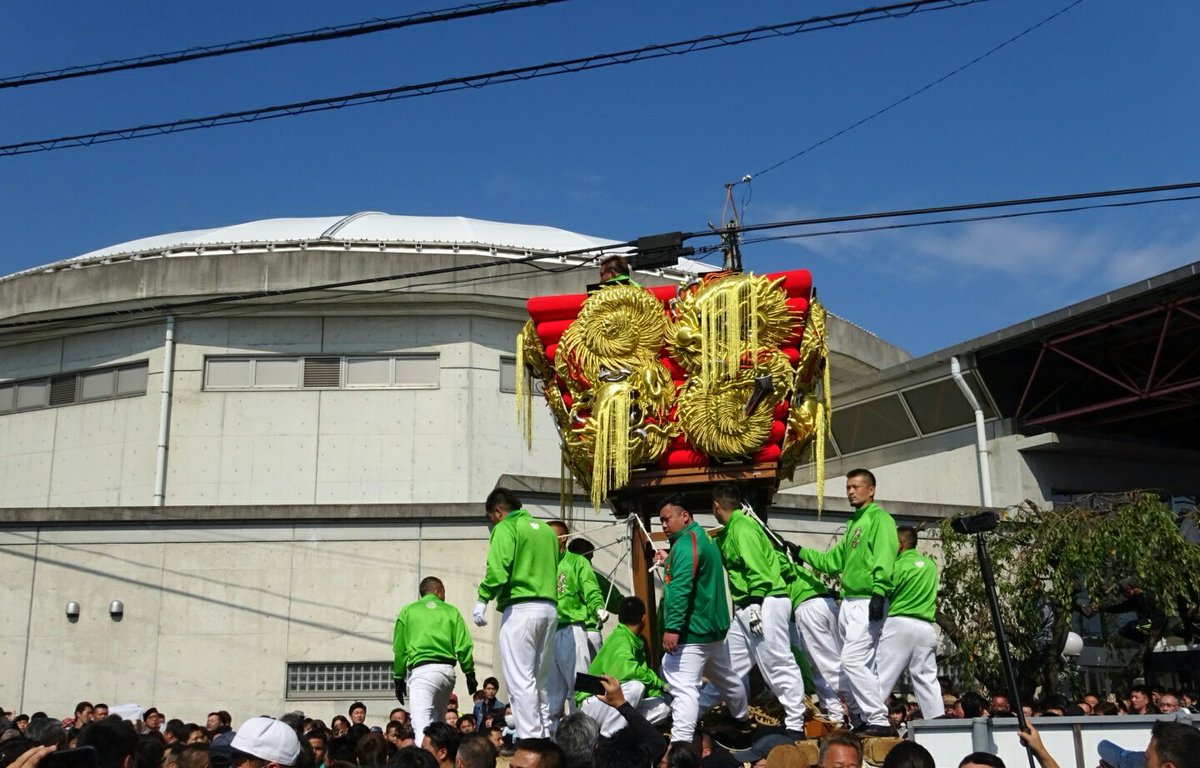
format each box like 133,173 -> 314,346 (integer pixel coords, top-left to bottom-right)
4,468 -> 1198,768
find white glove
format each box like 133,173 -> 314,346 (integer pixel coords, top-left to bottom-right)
747,604 -> 764,637
596,609 -> 610,627
473,601 -> 488,627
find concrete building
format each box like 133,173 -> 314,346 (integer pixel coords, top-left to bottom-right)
0,213 -> 909,723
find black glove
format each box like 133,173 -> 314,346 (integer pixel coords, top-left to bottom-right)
785,540 -> 805,566
869,593 -> 887,622
394,678 -> 406,704
466,673 -> 478,696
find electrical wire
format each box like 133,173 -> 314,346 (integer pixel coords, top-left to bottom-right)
0,0 -> 570,90
3,178 -> 1196,336
748,0 -> 1086,180
0,0 -> 991,158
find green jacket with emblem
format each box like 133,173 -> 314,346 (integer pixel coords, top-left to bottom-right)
662,520 -> 730,644
799,501 -> 898,598
888,548 -> 938,621
477,508 -> 559,610
714,509 -> 788,604
557,549 -> 605,628
392,593 -> 475,678
575,623 -> 666,707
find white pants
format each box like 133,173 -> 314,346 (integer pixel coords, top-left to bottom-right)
587,630 -> 603,656
662,640 -> 749,743
839,597 -> 887,727
547,624 -> 591,725
499,600 -> 557,739
407,663 -> 455,742
726,597 -> 809,731
876,615 -> 941,722
580,681 -> 671,737
792,596 -> 846,721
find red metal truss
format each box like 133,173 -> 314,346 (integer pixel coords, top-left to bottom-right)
1016,295 -> 1200,428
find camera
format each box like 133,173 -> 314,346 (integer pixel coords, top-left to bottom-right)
951,510 -> 999,535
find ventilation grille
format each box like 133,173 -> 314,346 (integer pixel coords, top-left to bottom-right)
49,375 -> 79,406
303,358 -> 341,388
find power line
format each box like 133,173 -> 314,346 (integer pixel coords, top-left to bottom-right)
749,0 -> 1086,180
4,178 -> 1194,334
688,181 -> 1200,242
0,0 -> 570,90
0,0 -> 991,158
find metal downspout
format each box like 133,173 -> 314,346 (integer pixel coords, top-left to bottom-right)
153,316 -> 176,506
951,356 -> 993,507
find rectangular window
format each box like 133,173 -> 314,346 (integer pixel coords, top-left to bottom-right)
285,661 -> 393,699
0,361 -> 147,417
830,394 -> 918,455
499,356 -> 517,394
204,355 -> 440,391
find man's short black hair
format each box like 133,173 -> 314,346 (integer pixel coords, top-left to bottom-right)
1151,721 -> 1200,768
348,702 -> 365,716
484,488 -> 521,513
897,526 -> 918,550
391,746 -> 438,768
422,723 -> 459,760
513,739 -> 562,768
617,596 -> 647,625
959,753 -> 1005,768
1131,684 -> 1152,697
657,493 -> 688,513
884,741 -> 935,768
78,716 -> 139,768
456,735 -> 497,768
419,576 -> 443,596
75,702 -> 93,717
166,722 -> 191,744
567,538 -> 595,558
711,484 -> 741,511
960,691 -> 988,718
847,468 -> 877,486
308,731 -> 328,747
483,677 -> 500,690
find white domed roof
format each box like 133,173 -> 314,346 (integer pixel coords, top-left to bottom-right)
71,212 -> 619,263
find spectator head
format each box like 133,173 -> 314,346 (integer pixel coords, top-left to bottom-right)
419,577 -> 445,600
78,715 -> 139,768
990,693 -> 1012,715
444,711 -> 458,729
26,717 -> 67,748
554,713 -> 597,768
353,732 -> 388,767
658,494 -> 694,535
484,488 -> 522,523
1148,721 -> 1200,768
384,722 -> 403,746
179,744 -> 212,768
421,723 -> 459,766
664,741 -> 701,768
884,741 -> 935,768
1181,691 -> 1198,709
888,701 -> 908,728
1093,701 -> 1119,716
138,733 -> 168,768
1083,693 -> 1101,710
960,692 -> 990,718
455,735 -> 497,768
1131,685 -> 1153,712
14,714 -> 30,732
481,679 -> 499,701
391,746 -> 438,768
509,738 -> 562,768
143,710 -> 165,732
167,723 -> 192,745
230,718 -> 302,768
306,732 -> 326,766
819,732 -> 862,768
75,702 -> 94,725
347,705 -> 365,726
389,709 -> 409,724
1158,695 -> 1181,714
617,596 -> 648,632
959,753 -> 1006,768
329,718 -> 349,738
483,727 -> 503,751
93,705 -> 109,721
455,716 -> 475,735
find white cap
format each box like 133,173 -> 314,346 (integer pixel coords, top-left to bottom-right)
230,717 -> 301,766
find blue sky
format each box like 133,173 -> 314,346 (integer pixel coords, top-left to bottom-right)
1,0 -> 1197,355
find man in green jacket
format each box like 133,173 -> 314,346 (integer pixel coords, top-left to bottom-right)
577,596 -> 671,736
874,525 -> 941,722
393,576 -> 476,747
797,468 -> 898,737
780,549 -> 847,726
474,487 -> 560,739
655,493 -> 749,744
709,484 -> 809,737
546,520 -> 608,730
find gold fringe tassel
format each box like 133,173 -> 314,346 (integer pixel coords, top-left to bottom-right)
515,330 -> 533,449
589,386 -> 633,510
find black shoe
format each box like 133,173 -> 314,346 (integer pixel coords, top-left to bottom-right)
712,719 -> 758,751
857,724 -> 896,738
783,728 -> 807,741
